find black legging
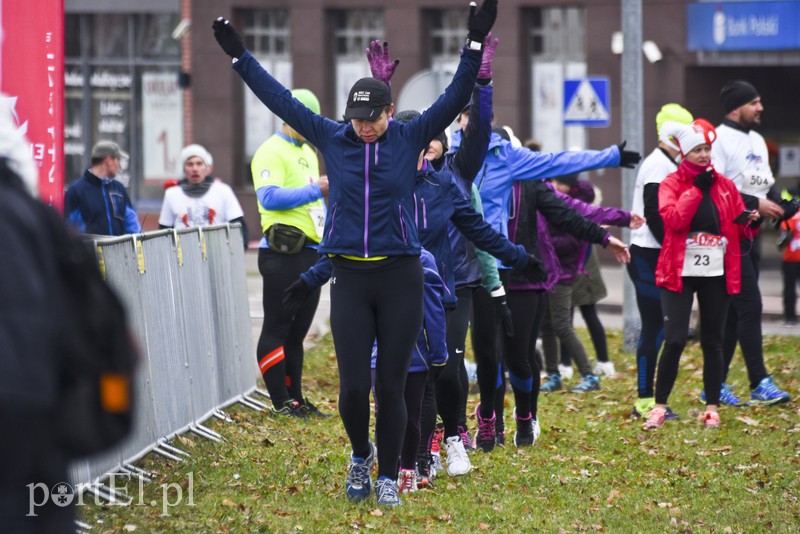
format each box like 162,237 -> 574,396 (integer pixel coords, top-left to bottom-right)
656,276 -> 729,406
329,256 -> 423,480
503,290 -> 545,418
560,304 -> 609,366
257,248 -> 321,406
783,260 -> 800,322
471,281 -> 503,421
626,245 -> 665,398
722,239 -> 769,389
437,286 -> 473,438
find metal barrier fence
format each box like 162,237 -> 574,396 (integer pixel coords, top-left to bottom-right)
67,225 -> 263,496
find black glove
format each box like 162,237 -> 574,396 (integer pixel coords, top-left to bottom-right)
522,253 -> 547,284
616,141 -> 642,169
492,288 -> 514,338
282,278 -> 311,319
779,198 -> 799,221
212,17 -> 246,59
467,0 -> 498,44
693,169 -> 714,192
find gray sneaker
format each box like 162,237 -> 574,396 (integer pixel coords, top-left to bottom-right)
375,477 -> 401,507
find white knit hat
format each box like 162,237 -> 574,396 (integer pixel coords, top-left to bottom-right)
660,119 -> 717,157
180,144 -> 213,166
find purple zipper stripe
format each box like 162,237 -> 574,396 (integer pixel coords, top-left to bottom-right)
422,198 -> 427,229
364,145 -> 370,257
399,205 -> 407,244
414,192 -> 418,226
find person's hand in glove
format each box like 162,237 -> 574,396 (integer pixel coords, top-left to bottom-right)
212,17 -> 246,59
366,40 -> 399,86
778,198 -> 799,221
467,0 -> 498,45
491,285 -> 514,337
616,141 -> 642,169
477,32 -> 499,80
522,253 -> 546,283
282,278 -> 311,319
693,168 -> 714,191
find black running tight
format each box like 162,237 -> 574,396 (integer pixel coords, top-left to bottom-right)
329,256 -> 423,479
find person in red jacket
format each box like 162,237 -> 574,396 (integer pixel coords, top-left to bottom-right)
644,119 -> 758,430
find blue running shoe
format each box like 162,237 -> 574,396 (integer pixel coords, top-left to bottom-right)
345,442 -> 374,502
540,374 -> 562,392
632,398 -> 680,420
700,383 -> 742,406
750,377 -> 791,406
375,477 -> 401,507
570,374 -> 600,392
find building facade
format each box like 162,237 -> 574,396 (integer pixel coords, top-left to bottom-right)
65,0 -> 800,237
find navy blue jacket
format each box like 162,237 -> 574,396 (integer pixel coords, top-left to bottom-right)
233,48 -> 480,258
64,170 -> 140,236
414,159 -> 527,308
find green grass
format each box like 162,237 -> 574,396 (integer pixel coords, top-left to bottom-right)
80,330 -> 799,532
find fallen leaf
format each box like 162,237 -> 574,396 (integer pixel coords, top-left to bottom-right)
478,523 -> 490,530
607,489 -> 620,504
123,526 -> 137,532
736,416 -> 759,426
370,509 -> 383,517
221,498 -> 237,507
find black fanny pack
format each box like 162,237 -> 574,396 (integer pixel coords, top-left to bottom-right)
265,223 -> 307,254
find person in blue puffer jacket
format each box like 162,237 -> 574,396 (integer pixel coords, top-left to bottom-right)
213,1 -> 498,507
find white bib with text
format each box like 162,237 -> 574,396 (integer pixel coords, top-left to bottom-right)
682,232 -> 726,277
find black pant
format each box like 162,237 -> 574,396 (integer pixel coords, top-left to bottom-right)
471,283 -> 501,419
782,261 -> 799,322
435,286 -> 472,438
561,304 -> 609,365
722,240 -> 769,389
330,256 -> 423,479
504,290 -> 545,418
400,372 -> 428,470
656,276 -> 729,406
257,248 -> 321,406
627,245 -> 665,398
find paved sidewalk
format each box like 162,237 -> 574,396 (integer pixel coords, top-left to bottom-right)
243,251 -> 798,340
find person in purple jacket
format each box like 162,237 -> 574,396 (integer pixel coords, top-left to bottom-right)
539,178 -> 644,394
493,175 -> 636,448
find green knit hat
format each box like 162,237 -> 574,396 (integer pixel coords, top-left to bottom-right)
291,88 -> 321,115
655,103 -> 693,135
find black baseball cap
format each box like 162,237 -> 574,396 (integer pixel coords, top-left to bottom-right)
343,77 -> 392,121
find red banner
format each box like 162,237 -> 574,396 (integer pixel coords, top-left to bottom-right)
0,0 -> 64,209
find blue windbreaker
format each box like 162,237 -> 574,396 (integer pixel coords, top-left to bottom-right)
450,131 -> 622,245
232,47 -> 480,258
64,170 -> 140,236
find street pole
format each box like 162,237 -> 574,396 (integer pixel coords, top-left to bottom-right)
621,0 -> 643,352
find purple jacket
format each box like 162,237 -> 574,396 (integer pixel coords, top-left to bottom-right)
507,180 -> 612,292
549,182 -> 630,284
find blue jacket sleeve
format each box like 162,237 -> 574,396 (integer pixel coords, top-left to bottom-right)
233,52 -> 339,151
508,144 -> 621,183
450,84 -> 492,183
63,189 -> 86,232
448,178 -> 526,269
421,253 -> 448,367
407,48 -> 481,152
257,183 -> 322,211
299,254 -> 331,290
124,206 -> 141,233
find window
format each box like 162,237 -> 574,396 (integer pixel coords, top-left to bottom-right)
64,12 -> 181,203
331,9 -> 384,120
528,7 -> 585,62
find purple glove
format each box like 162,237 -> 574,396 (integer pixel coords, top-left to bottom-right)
478,32 -> 498,79
366,40 -> 399,86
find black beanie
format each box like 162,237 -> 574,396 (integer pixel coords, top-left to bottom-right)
434,130 -> 449,152
720,80 -> 759,114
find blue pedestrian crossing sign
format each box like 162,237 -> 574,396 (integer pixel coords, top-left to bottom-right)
563,77 -> 610,127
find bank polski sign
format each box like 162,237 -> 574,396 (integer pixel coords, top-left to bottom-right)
687,2 -> 800,51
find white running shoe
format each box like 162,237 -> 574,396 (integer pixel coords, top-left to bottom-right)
444,436 -> 471,476
557,364 -> 574,380
594,361 -> 617,378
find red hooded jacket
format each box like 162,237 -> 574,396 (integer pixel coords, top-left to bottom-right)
656,159 -> 747,294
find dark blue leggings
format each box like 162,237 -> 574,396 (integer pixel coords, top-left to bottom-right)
626,245 -> 664,398
329,256 -> 423,479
